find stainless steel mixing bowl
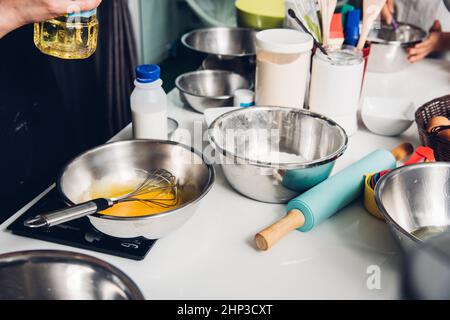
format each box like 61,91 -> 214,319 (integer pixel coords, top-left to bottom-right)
176,70 -> 251,114
403,232 -> 450,299
209,107 -> 348,203
375,163 -> 450,248
0,250 -> 144,300
57,140 -> 215,239
181,27 -> 257,59
367,22 -> 427,73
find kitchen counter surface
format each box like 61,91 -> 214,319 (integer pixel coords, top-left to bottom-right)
1,58 -> 450,300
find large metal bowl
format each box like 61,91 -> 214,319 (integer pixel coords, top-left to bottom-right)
181,27 -> 257,59
0,250 -> 144,300
58,140 -> 215,239
209,107 -> 348,203
176,70 -> 251,114
367,22 -> 427,73
375,163 -> 450,248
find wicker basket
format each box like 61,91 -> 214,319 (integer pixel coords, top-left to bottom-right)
415,95 -> 450,161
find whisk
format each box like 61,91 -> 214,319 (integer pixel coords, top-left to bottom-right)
119,168 -> 178,208
25,168 -> 179,228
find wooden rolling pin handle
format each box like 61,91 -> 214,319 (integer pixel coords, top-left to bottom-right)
255,209 -> 305,251
391,143 -> 414,162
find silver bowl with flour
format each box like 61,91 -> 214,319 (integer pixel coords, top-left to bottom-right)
208,107 -> 348,203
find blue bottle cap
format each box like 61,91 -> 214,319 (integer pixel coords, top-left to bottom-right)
345,9 -> 361,46
136,64 -> 160,83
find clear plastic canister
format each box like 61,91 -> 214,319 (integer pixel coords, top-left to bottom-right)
255,29 -> 313,109
309,47 -> 364,136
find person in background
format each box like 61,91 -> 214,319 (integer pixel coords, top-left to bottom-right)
381,0 -> 450,63
0,0 -> 102,38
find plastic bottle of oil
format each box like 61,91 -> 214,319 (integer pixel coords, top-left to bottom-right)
34,9 -> 98,59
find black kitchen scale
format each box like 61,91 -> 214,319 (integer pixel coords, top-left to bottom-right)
7,187 -> 157,261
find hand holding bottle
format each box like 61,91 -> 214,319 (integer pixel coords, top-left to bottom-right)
0,0 -> 102,38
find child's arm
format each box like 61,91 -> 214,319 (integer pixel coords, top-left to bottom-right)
408,20 -> 450,63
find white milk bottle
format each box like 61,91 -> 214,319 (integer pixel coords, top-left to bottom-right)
131,64 -> 168,140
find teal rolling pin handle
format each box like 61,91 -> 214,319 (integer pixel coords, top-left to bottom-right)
255,143 -> 414,251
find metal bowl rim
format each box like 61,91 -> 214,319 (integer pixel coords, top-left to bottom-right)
0,250 -> 145,300
368,22 -> 428,46
374,162 -> 450,243
175,70 -> 251,100
181,27 -> 257,57
57,139 -> 216,221
208,106 -> 349,169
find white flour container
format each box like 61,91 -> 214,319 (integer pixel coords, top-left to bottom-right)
309,48 -> 364,136
255,29 -> 313,109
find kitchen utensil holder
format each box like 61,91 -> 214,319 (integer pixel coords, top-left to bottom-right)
415,95 -> 450,161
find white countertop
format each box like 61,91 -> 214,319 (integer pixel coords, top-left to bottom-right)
1,59 -> 450,300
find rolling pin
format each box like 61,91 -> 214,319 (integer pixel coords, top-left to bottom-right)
255,143 -> 413,251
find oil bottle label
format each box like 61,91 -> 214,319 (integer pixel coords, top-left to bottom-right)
68,9 -> 97,19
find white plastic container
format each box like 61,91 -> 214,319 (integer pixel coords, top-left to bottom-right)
309,47 -> 364,136
255,29 -> 313,109
131,64 -> 168,140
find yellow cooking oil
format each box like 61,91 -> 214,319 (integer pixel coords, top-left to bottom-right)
90,183 -> 181,218
34,9 -> 98,59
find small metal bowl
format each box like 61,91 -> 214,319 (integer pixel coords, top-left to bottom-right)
0,250 -> 144,300
367,22 -> 427,73
176,70 -> 251,114
375,163 -> 450,248
209,107 -> 348,203
181,27 -> 256,59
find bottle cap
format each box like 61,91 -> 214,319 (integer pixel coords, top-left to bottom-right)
234,89 -> 255,108
136,64 -> 160,83
256,29 -> 313,54
340,4 -> 355,28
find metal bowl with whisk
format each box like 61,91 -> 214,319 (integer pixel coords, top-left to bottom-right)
176,70 -> 251,114
181,27 -> 257,59
36,140 -> 215,239
208,107 -> 348,203
0,250 -> 144,300
375,162 -> 450,248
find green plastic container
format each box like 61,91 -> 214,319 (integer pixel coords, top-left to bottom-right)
236,0 -> 285,30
